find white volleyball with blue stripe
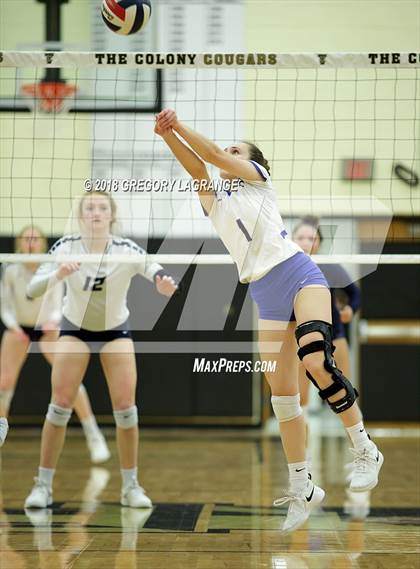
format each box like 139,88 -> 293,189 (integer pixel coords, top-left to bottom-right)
101,0 -> 152,35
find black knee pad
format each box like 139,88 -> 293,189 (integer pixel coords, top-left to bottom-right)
295,320 -> 358,413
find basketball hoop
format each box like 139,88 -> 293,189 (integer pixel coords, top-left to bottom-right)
20,81 -> 78,113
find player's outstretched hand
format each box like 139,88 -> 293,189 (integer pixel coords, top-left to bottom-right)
154,117 -> 172,137
155,275 -> 178,297
56,263 -> 80,281
156,108 -> 179,130
340,305 -> 354,323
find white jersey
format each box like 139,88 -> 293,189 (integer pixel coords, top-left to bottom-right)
208,162 -> 302,283
27,234 -> 163,332
1,263 -> 63,329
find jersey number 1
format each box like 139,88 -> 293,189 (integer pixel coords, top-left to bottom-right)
83,276 -> 106,291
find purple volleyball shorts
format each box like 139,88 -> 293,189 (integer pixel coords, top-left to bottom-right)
249,252 -> 329,321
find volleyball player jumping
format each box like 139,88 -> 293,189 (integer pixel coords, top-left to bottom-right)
155,108 -> 383,532
24,194 -> 177,509
0,226 -> 110,463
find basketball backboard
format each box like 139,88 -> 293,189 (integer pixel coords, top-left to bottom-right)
0,0 -> 160,113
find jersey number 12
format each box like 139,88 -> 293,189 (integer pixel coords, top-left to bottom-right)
83,276 -> 106,291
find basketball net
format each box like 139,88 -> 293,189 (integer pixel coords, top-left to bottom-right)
20,81 -> 77,113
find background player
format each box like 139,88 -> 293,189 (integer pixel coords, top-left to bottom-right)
292,216 -> 361,468
24,193 -> 177,509
154,108 -> 383,532
0,226 -> 110,463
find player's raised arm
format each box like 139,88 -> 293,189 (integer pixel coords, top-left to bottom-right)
156,108 -> 263,182
154,117 -> 209,181
154,116 -> 215,214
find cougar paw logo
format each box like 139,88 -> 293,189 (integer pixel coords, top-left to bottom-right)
318,54 -> 327,65
45,52 -> 54,64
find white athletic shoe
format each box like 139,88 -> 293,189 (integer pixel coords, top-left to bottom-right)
121,481 -> 152,509
0,418 -> 8,447
86,433 -> 111,464
344,460 -> 354,483
273,481 -> 325,533
24,507 -> 52,527
349,446 -> 384,492
24,478 -> 53,509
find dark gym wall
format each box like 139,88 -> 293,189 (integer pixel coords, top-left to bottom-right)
2,219 -> 419,425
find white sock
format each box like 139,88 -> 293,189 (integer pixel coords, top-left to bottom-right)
38,467 -> 55,488
81,416 -> 101,439
346,422 -> 375,451
121,467 -> 138,489
288,461 -> 309,492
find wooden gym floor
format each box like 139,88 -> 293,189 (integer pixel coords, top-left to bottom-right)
0,423 -> 419,569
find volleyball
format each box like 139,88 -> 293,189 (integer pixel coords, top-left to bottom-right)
101,0 -> 152,35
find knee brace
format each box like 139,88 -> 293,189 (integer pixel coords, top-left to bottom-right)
295,320 -> 358,414
271,394 -> 302,422
0,390 -> 14,413
46,403 -> 72,427
113,405 -> 138,429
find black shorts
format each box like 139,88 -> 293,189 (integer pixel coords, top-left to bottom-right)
21,326 -> 45,342
59,317 -> 132,349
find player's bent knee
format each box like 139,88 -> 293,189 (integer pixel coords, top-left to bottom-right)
46,403 -> 72,427
295,320 -> 358,414
113,405 -> 138,429
52,394 -> 76,409
301,354 -> 326,380
271,394 -> 302,422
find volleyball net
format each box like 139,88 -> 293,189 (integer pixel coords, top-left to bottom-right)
0,52 -> 419,288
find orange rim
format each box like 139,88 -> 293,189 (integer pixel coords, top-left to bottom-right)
20,82 -> 78,113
